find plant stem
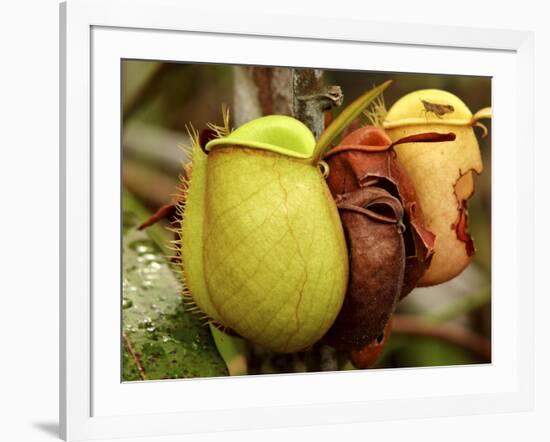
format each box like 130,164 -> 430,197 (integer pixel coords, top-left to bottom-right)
426,287 -> 491,323
292,68 -> 343,140
391,314 -> 491,361
122,188 -> 172,256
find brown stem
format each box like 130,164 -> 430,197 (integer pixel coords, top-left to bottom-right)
293,69 -> 343,140
122,158 -> 180,210
232,66 -> 342,140
391,314 -> 491,361
233,66 -> 294,126
123,332 -> 146,380
251,67 -> 293,116
232,66 -> 262,126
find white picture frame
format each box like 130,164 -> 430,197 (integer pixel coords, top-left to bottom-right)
60,0 -> 534,440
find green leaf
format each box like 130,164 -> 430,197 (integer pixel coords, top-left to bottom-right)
122,191 -> 228,381
210,325 -> 248,376
313,80 -> 392,163
378,335 -> 476,368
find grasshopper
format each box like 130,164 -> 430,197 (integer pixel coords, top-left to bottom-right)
420,99 -> 454,119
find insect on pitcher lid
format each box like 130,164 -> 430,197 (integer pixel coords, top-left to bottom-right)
383,89 -> 481,129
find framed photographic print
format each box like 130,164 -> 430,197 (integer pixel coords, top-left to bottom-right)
60,0 -> 534,440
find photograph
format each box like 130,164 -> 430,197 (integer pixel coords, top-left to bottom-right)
121,61 -> 492,381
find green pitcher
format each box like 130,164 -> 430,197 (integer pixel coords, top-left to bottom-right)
180,115 -> 348,353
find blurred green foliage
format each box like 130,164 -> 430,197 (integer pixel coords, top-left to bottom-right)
378,335 -> 477,368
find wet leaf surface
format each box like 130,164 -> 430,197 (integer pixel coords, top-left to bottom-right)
122,191 -> 228,381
